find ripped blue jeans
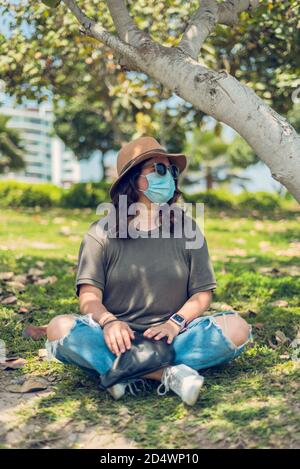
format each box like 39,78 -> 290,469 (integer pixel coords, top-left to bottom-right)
45,311 -> 253,376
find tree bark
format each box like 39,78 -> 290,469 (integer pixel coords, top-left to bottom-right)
108,42 -> 300,201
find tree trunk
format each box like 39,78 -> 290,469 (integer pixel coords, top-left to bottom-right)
131,45 -> 300,201
206,166 -> 213,191
99,154 -> 107,181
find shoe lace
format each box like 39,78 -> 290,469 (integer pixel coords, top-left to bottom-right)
124,378 -> 152,396
157,367 -> 172,396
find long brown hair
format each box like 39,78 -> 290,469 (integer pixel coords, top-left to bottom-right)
110,158 -> 184,238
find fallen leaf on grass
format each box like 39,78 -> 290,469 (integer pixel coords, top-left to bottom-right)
1,295 -> 17,305
270,300 -> 289,308
258,267 -> 281,276
275,330 -> 291,345
28,268 -> 44,277
0,357 -> 26,370
18,306 -> 29,314
8,377 -> 48,393
13,274 -> 28,284
59,226 -> 71,236
6,281 -> 26,292
38,349 -> 48,361
35,276 -> 57,286
22,325 -> 48,340
0,272 -> 14,281
254,323 -> 265,330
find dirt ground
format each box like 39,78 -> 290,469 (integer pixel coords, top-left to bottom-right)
0,370 -> 138,449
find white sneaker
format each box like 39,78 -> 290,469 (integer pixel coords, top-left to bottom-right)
157,364 -> 204,406
107,378 -> 152,400
107,382 -> 127,400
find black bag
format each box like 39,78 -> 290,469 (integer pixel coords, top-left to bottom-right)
100,331 -> 175,388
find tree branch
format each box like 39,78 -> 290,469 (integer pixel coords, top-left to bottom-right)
106,0 -> 150,46
63,0 -> 145,71
178,0 -> 260,60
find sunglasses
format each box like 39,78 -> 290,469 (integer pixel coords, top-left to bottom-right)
143,162 -> 180,179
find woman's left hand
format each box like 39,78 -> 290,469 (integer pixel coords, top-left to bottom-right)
143,320 -> 181,344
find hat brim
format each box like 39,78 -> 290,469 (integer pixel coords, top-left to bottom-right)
109,149 -> 187,199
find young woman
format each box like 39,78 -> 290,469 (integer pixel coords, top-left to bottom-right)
46,136 -> 252,406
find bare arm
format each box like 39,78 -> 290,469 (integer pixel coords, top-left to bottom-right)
78,284 -> 134,355
174,290 -> 213,324
78,284 -> 115,327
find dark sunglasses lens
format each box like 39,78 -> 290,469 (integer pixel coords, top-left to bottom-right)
156,163 -> 167,176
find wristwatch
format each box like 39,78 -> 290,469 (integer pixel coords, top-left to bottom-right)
169,313 -> 186,331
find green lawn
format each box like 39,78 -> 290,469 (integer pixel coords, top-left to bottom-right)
0,206 -> 299,449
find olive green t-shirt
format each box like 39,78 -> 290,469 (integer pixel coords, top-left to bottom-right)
75,215 -> 217,331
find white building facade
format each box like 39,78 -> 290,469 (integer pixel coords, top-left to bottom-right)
0,105 -> 81,187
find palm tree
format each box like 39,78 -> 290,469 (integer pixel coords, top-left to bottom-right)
0,114 -> 26,174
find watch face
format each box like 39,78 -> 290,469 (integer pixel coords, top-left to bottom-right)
172,314 -> 185,323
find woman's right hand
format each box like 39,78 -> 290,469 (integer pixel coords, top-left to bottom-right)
103,320 -> 135,355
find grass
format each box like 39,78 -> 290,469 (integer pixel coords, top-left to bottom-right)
0,204 -> 300,449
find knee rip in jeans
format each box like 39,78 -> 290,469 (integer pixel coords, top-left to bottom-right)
45,313 -> 100,360
204,311 -> 253,352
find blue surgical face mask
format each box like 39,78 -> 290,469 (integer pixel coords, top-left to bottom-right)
139,170 -> 176,203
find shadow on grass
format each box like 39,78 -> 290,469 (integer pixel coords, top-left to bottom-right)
9,345 -> 300,449
0,214 -> 299,448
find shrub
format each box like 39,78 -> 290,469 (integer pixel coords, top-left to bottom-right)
0,180 -> 62,208
182,189 -> 234,209
60,181 -> 110,208
237,191 -> 281,211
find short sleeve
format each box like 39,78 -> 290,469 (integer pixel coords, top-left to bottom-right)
75,232 -> 106,297
187,236 -> 217,296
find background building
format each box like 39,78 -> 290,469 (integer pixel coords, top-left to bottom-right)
0,104 -> 85,187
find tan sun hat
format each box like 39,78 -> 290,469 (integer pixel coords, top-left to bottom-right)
109,136 -> 187,199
